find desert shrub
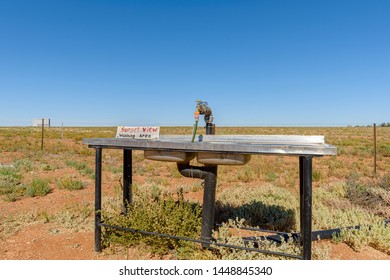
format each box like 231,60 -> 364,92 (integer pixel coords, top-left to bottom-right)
314,182 -> 389,255
0,166 -> 25,201
103,189 -> 202,256
0,166 -> 21,184
57,176 -> 84,191
313,181 -> 383,229
334,221 -> 390,253
25,178 -> 51,197
65,160 -> 94,177
14,159 -> 33,172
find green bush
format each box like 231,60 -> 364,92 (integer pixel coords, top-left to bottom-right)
0,166 -> 21,184
25,178 -> 51,197
57,177 -> 84,191
0,166 -> 25,201
103,189 -> 202,256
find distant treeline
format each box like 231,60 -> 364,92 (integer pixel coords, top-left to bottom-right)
354,123 -> 390,127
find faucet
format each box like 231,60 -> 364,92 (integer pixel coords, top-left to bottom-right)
193,100 -> 215,140
195,100 -> 214,124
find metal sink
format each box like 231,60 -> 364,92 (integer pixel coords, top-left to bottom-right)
197,152 -> 251,165
144,150 -> 251,165
144,150 -> 195,163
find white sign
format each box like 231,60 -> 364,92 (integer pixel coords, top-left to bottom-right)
116,126 -> 160,139
32,118 -> 50,127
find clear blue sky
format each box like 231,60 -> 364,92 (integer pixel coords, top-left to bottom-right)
1,0 -> 389,126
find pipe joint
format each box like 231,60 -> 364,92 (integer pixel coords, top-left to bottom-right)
177,162 -> 215,179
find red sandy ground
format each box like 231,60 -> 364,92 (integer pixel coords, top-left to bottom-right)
1,187 -> 389,260
0,152 -> 389,260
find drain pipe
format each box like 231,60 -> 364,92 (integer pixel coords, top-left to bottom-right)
177,162 -> 218,248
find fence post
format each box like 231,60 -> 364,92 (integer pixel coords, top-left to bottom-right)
41,118 -> 44,151
373,123 -> 377,176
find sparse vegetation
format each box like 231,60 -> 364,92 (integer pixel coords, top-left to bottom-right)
52,202 -> 94,231
0,126 -> 389,259
14,159 -> 34,172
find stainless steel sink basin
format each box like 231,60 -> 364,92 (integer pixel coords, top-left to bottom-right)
144,150 -> 251,165
197,152 -> 251,165
144,150 -> 195,163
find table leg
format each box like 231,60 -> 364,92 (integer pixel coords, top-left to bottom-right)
299,157 -> 304,242
299,156 -> 313,260
201,165 -> 218,248
95,148 -> 102,252
123,149 -> 133,214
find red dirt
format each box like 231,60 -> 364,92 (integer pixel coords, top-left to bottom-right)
1,152 -> 389,260
1,190 -> 389,260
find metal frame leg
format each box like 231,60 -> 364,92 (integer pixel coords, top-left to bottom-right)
299,156 -> 313,260
299,157 -> 304,242
123,149 -> 133,214
95,148 -> 102,252
201,165 -> 218,248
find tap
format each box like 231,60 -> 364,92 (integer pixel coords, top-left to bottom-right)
195,100 -> 214,124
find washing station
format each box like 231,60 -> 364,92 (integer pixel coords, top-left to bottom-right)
144,101 -> 252,248
83,101 -> 337,260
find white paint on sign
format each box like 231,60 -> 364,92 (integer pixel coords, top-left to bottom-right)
116,126 -> 160,139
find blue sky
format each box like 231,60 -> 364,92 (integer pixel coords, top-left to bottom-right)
0,0 -> 389,126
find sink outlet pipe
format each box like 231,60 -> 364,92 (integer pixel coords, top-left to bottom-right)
177,163 -> 218,248
206,123 -> 216,135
